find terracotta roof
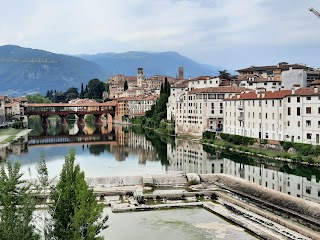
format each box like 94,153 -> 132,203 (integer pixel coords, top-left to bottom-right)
226,90 -> 292,101
5,102 -> 19,107
125,76 -> 137,81
27,102 -> 117,107
172,80 -> 188,88
118,95 -> 159,102
11,97 -> 27,102
237,63 -> 309,72
291,87 -> 320,96
189,86 -> 249,94
190,76 -> 217,81
310,80 -> 320,85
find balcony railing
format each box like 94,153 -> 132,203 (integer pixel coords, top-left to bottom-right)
238,116 -> 244,121
238,105 -> 244,110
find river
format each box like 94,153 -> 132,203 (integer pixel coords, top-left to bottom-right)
1,117 -> 319,204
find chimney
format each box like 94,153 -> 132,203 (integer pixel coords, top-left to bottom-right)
292,84 -> 300,94
178,67 -> 184,80
314,86 -> 319,93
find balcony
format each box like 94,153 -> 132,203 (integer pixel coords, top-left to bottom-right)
238,105 -> 244,110
238,116 -> 244,121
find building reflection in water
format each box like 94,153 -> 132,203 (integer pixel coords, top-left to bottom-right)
0,133 -> 29,162
167,138 -> 320,204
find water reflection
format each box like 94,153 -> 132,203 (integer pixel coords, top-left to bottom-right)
167,138 -> 320,204
2,118 -> 320,204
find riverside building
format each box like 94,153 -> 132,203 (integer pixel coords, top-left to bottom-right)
224,86 -> 320,145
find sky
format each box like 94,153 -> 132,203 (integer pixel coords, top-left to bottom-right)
1,0 -> 320,70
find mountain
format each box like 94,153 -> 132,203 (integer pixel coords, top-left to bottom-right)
77,51 -> 220,79
0,45 -> 109,96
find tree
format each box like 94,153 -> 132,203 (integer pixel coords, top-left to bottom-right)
87,79 -> 105,100
65,87 -> 79,102
218,70 -> 231,80
27,93 -> 51,103
48,149 -> 108,240
124,80 -> 128,91
80,83 -> 84,98
0,161 -> 40,240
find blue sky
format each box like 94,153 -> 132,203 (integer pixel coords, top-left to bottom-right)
1,0 -> 320,70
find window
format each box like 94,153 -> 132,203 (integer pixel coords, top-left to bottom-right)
306,120 -> 311,127
272,100 -> 274,107
272,113 -> 274,119
298,121 -> 300,127
307,96 -> 311,100
318,107 -> 320,114
306,107 -> 312,114
297,107 -> 300,116
259,113 -> 261,119
318,121 -> 320,128
279,100 -> 282,107
288,107 -> 291,116
259,100 -> 261,107
265,113 -> 268,119
288,97 -> 291,103
279,113 -> 282,120
287,121 -> 290,126
297,97 -> 300,103
307,133 -> 312,139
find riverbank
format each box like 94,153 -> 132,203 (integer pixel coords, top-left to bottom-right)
0,128 -> 32,146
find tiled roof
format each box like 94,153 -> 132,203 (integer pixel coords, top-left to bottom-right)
189,86 -> 249,94
5,102 -> 19,107
310,80 -> 320,85
292,87 -> 320,96
118,95 -> 159,101
172,80 -> 188,88
226,90 -> 292,100
11,97 -> 28,102
189,76 -> 217,81
237,63 -> 308,72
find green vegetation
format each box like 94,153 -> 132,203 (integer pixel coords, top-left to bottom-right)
45,78 -> 106,103
26,93 -> 51,103
0,128 -> 22,144
48,149 -> 108,239
0,161 -> 40,240
220,133 -> 256,146
132,78 -> 171,131
280,141 -> 320,157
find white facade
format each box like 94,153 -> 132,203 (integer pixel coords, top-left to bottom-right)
224,89 -> 289,142
224,86 -> 320,145
166,80 -> 188,122
281,68 -> 307,90
127,95 -> 158,118
174,86 -> 247,136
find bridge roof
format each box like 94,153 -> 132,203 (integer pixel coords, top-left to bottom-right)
28,101 -> 117,107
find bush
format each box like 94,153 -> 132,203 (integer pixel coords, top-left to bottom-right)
220,133 -> 255,146
203,131 -> 216,140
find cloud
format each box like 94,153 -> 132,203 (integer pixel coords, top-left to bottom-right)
1,0 -> 320,69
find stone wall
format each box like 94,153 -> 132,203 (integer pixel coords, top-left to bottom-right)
200,174 -> 320,222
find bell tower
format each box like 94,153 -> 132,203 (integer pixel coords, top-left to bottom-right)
137,68 -> 145,87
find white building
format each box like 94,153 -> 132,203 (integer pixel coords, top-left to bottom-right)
224,86 -> 320,145
238,75 -> 282,91
127,95 -> 158,118
224,89 -> 290,142
175,86 -> 248,136
167,80 -> 188,122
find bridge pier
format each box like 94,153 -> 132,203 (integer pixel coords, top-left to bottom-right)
77,114 -> 85,125
94,114 -> 102,124
41,115 -> 49,125
59,114 -> 68,125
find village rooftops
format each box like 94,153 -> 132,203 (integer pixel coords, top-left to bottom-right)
225,90 -> 292,100
189,76 -> 218,81
172,80 -> 188,88
117,95 -> 159,102
5,102 -> 20,107
237,62 -> 311,72
189,86 -> 249,94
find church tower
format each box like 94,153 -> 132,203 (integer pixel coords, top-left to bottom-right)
137,68 -> 145,88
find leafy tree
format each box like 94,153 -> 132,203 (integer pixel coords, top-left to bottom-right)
0,161 -> 40,240
65,87 -> 79,102
48,149 -> 108,240
218,70 -> 231,80
87,79 -> 105,100
124,80 -> 128,91
27,93 -> 51,103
